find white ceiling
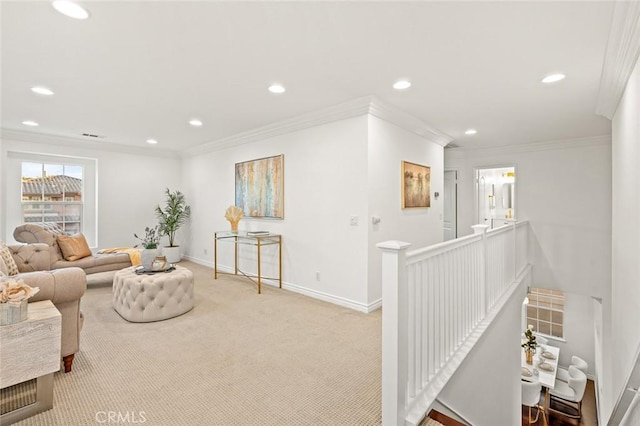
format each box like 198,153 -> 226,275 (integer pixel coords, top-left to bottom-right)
1,1 -> 614,153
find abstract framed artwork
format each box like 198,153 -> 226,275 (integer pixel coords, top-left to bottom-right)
401,161 -> 431,208
235,154 -> 284,219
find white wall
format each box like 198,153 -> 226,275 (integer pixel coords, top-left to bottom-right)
367,116 -> 444,306
611,57 -> 640,421
549,291 -> 597,377
183,112 -> 447,311
182,116 -> 372,310
0,133 -> 182,249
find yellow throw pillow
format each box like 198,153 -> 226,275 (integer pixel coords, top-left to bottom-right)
0,241 -> 19,275
56,234 -> 92,261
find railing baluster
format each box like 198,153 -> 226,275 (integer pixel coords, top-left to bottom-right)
415,263 -> 422,394
408,264 -> 416,398
421,261 -> 428,386
427,258 -> 436,380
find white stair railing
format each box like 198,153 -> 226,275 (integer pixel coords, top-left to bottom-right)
378,221 -> 530,426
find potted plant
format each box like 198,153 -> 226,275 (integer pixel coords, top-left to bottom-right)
134,225 -> 161,270
521,324 -> 538,364
155,188 -> 191,263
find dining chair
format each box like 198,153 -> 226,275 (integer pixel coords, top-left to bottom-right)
535,335 -> 549,345
522,380 -> 546,424
548,365 -> 588,419
557,355 -> 589,382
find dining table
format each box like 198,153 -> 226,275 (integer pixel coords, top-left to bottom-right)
521,344 -> 560,419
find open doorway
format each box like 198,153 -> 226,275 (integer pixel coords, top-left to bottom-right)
443,170 -> 457,241
476,166 -> 515,228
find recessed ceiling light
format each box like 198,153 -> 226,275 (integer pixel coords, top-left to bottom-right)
268,84 -> 286,94
31,86 -> 54,96
465,129 -> 478,135
52,1 -> 90,19
22,120 -> 39,127
189,119 -> 203,127
393,80 -> 412,90
146,139 -> 158,145
541,73 -> 566,84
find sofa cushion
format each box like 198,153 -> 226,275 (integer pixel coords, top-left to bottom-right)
0,241 -> 19,276
14,223 -> 65,264
52,252 -> 132,275
9,243 -> 52,272
56,234 -> 92,261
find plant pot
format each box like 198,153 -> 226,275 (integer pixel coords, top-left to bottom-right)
163,246 -> 181,263
141,248 -> 159,270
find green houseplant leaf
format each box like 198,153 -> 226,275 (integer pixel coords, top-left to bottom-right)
155,188 -> 191,247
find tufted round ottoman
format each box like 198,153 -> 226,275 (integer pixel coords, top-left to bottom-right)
112,265 -> 194,322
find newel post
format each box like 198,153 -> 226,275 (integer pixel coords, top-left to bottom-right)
378,240 -> 412,426
471,225 -> 489,316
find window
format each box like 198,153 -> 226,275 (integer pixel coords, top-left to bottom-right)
21,162 -> 84,234
526,287 -> 564,338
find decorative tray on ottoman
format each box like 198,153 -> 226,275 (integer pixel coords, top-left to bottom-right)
134,265 -> 176,275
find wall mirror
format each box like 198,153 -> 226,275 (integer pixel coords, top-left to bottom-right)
502,183 -> 514,209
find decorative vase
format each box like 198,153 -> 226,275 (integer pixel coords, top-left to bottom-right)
525,348 -> 534,365
230,220 -> 239,232
151,256 -> 167,272
0,300 -> 28,326
141,248 -> 159,270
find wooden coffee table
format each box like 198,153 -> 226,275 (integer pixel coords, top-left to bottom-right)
0,300 -> 61,424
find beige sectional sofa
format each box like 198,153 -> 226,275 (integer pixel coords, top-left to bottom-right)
13,223 -> 132,274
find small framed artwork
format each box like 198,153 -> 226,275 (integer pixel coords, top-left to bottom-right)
402,161 -> 431,208
235,154 -> 284,219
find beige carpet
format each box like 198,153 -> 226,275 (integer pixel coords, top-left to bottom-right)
7,262 -> 382,425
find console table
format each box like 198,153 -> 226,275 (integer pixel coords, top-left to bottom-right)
0,300 -> 61,425
214,231 -> 282,294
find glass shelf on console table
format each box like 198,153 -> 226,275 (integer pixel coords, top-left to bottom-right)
213,231 -> 282,294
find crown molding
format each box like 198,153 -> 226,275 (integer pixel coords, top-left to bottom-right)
3,96 -> 452,159
445,134 -> 611,158
368,97 -> 453,147
1,128 -> 178,158
596,0 -> 640,119
183,96 -> 372,157
183,96 -> 452,157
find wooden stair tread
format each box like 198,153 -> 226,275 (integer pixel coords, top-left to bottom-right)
422,409 -> 467,426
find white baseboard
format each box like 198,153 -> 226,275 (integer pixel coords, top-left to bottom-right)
182,255 -> 381,313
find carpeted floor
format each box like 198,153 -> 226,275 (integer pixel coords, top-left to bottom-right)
6,261 -> 382,425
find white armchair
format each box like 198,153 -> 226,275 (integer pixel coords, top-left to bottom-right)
557,355 -> 588,382
549,365 -> 587,419
522,380 -> 546,424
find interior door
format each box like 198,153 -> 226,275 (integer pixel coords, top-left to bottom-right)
443,170 -> 457,241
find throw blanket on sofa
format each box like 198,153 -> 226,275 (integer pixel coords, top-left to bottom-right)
97,247 -> 142,266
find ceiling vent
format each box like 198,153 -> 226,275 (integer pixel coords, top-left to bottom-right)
82,133 -> 104,138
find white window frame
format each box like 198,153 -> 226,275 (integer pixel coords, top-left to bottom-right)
21,162 -> 84,234
526,287 -> 565,339
6,151 -> 97,247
